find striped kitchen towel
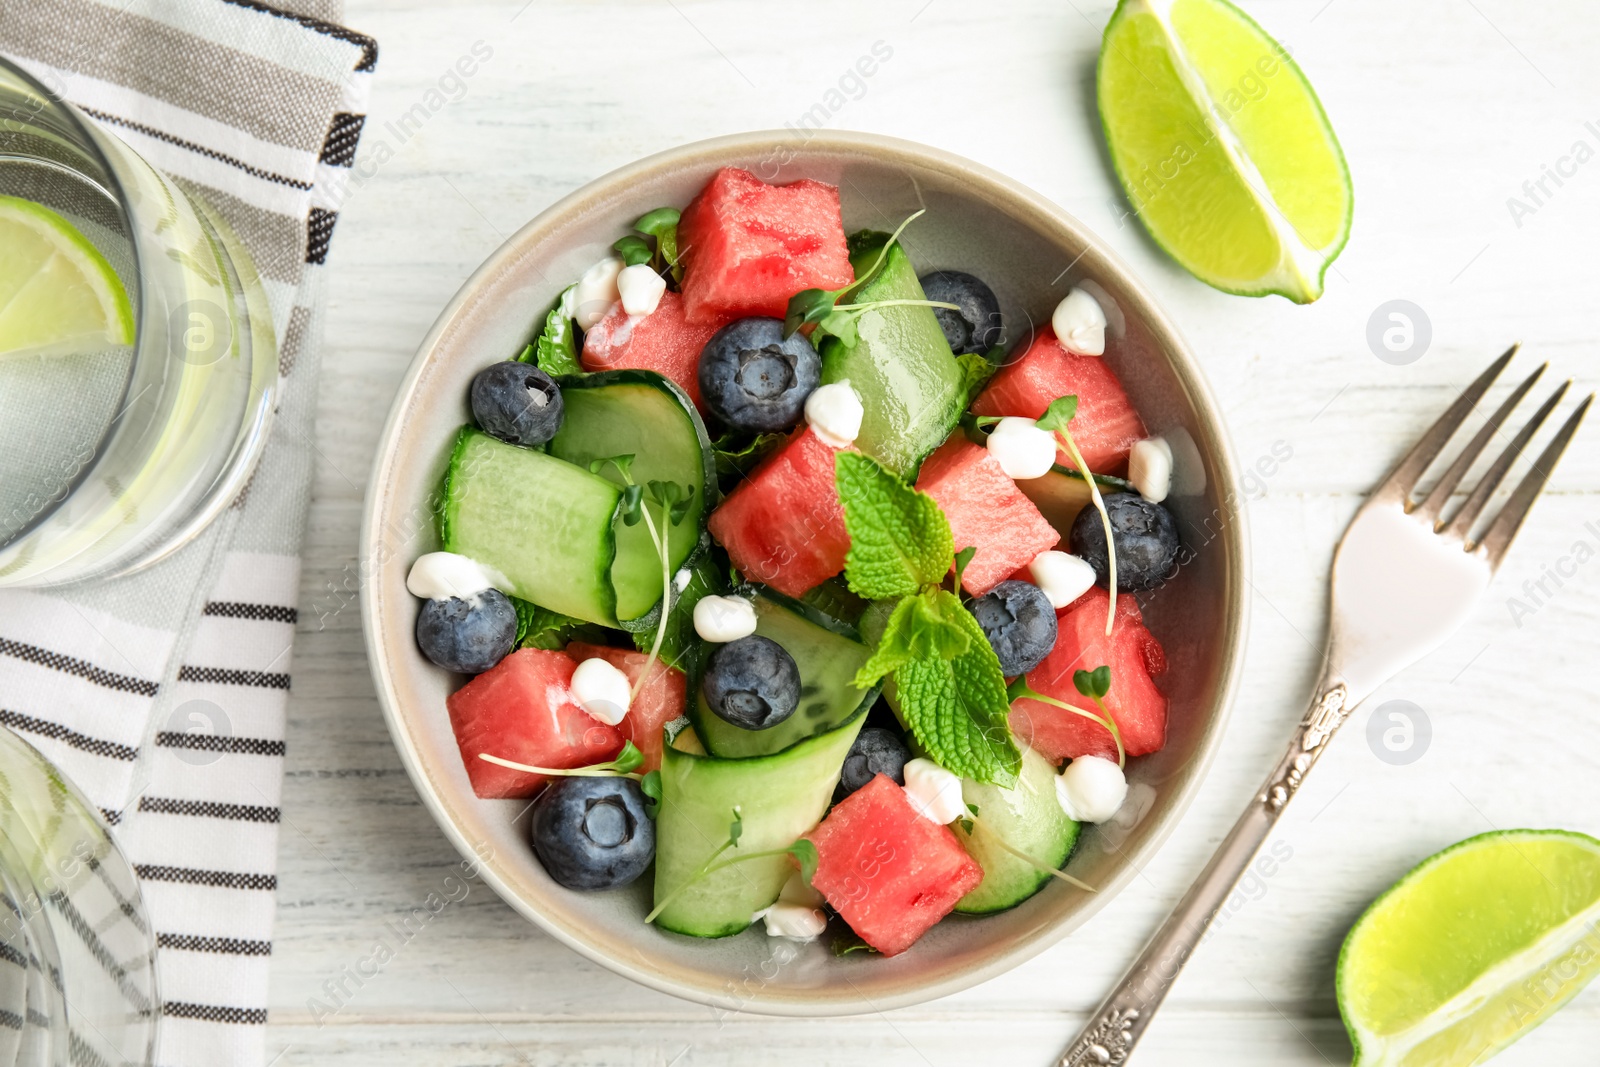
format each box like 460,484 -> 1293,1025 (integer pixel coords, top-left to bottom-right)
0,1 -> 373,1064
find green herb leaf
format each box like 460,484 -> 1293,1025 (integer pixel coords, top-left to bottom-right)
1035,394 -> 1080,433
668,487 -> 695,526
610,741 -> 645,776
832,936 -> 878,957
835,452 -> 955,600
971,415 -> 1004,428
640,769 -> 663,816
893,589 -> 1020,786
852,590 -> 970,688
956,351 -> 997,406
529,286 -> 582,377
590,453 -> 636,479
786,839 -> 819,884
620,483 -> 644,525
712,431 -> 786,479
613,234 -> 653,267
635,549 -> 726,671
634,207 -> 682,283
729,808 -> 744,846
510,598 -> 604,651
783,287 -> 837,339
1074,665 -> 1112,700
953,546 -> 977,591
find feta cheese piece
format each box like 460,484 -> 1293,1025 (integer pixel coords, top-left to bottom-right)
756,870 -> 827,940
617,263 -> 666,316
406,551 -> 498,601
1054,756 -> 1127,824
804,380 -> 864,448
1052,288 -> 1107,356
902,758 -> 967,825
692,595 -> 758,643
570,657 -> 631,726
1028,550 -> 1097,609
985,416 -> 1058,480
573,256 -> 624,329
673,567 -> 692,592
1129,436 -> 1173,504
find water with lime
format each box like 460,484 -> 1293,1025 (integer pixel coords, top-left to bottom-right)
0,59 -> 278,587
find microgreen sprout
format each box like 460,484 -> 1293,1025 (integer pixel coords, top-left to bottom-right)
632,207 -> 682,282
612,234 -> 653,267
477,740 -> 646,780
1036,394 -> 1118,636
639,769 -> 662,818
1008,672 -> 1125,769
953,545 -> 977,593
645,809 -> 822,925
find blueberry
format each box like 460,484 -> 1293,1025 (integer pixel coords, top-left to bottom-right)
919,271 -> 1003,355
701,635 -> 801,731
530,776 -> 655,890
697,318 -> 820,433
970,580 -> 1058,676
1070,494 -> 1181,591
416,591 -> 517,673
835,727 -> 912,801
471,361 -> 564,446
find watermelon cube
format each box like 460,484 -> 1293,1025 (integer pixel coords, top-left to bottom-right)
972,329 -> 1146,474
580,290 -> 727,413
915,436 -> 1059,597
805,774 -> 984,956
565,642 -> 686,773
677,167 -> 854,323
1008,589 -> 1168,762
445,648 -> 625,798
707,427 -> 851,597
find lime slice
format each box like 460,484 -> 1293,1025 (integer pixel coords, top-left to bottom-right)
1338,829 -> 1600,1066
0,194 -> 135,359
1097,0 -> 1352,302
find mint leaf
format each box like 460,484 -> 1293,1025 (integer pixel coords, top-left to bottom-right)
637,550 -> 726,671
895,590 -> 1020,786
713,430 -> 785,479
511,598 -> 600,651
835,452 -> 955,600
853,590 -> 969,688
956,351 -> 997,406
1035,394 -> 1079,433
530,286 -> 582,377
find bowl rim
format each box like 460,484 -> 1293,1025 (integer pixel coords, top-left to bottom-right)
360,128 -> 1252,1016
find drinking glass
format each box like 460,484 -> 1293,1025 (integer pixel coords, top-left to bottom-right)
0,56 -> 277,587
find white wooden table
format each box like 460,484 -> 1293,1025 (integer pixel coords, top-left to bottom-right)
266,1 -> 1600,1061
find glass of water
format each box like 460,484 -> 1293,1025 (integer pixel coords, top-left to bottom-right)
0,56 -> 277,587
0,725 -> 158,1066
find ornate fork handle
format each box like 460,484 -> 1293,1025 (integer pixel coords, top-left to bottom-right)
1057,678 -> 1353,1066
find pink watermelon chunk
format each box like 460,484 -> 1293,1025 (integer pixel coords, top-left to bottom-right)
915,436 -> 1059,597
677,167 -> 854,323
565,642 -> 686,774
1008,589 -> 1168,762
579,291 -> 727,413
707,427 -> 851,597
972,328 -> 1146,475
805,774 -> 984,957
445,648 -> 625,798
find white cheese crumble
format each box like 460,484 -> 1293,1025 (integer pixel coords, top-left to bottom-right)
570,658 -> 631,726
1028,550 -> 1097,609
1129,436 -> 1173,504
804,380 -> 864,448
756,871 -> 827,940
573,256 -> 624,330
692,595 -> 758,643
985,416 -> 1058,480
406,552 -> 499,601
1052,288 -> 1107,357
673,567 -> 692,592
617,263 -> 666,316
1054,756 -> 1127,824
902,758 -> 967,825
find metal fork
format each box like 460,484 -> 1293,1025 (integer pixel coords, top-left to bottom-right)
1059,347 -> 1593,1065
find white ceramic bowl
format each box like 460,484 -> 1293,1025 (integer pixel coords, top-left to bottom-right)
361,130 -> 1249,1015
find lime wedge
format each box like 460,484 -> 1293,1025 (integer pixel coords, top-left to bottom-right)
1097,0 -> 1352,302
0,194 -> 135,359
1338,829 -> 1600,1066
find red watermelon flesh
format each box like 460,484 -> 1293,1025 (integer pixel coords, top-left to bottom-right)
707,427 -> 851,597
1008,589 -> 1168,762
565,642 -> 686,773
805,774 -> 984,957
677,166 -> 854,323
972,328 -> 1146,474
579,290 -> 726,413
445,648 -> 624,798
915,436 -> 1060,596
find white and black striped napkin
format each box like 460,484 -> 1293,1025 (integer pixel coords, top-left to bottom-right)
0,2 -> 373,1064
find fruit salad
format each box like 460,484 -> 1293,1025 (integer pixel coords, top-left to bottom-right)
406,166 -> 1185,957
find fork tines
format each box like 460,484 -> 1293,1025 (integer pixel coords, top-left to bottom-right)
1385,344 -> 1593,565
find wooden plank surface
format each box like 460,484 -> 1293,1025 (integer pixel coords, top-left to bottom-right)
268,0 -> 1600,1061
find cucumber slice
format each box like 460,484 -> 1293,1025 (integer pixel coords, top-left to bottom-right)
953,746 -> 1080,914
547,370 -> 716,625
441,428 -> 623,626
652,711 -> 866,937
820,237 -> 967,477
689,587 -> 880,759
